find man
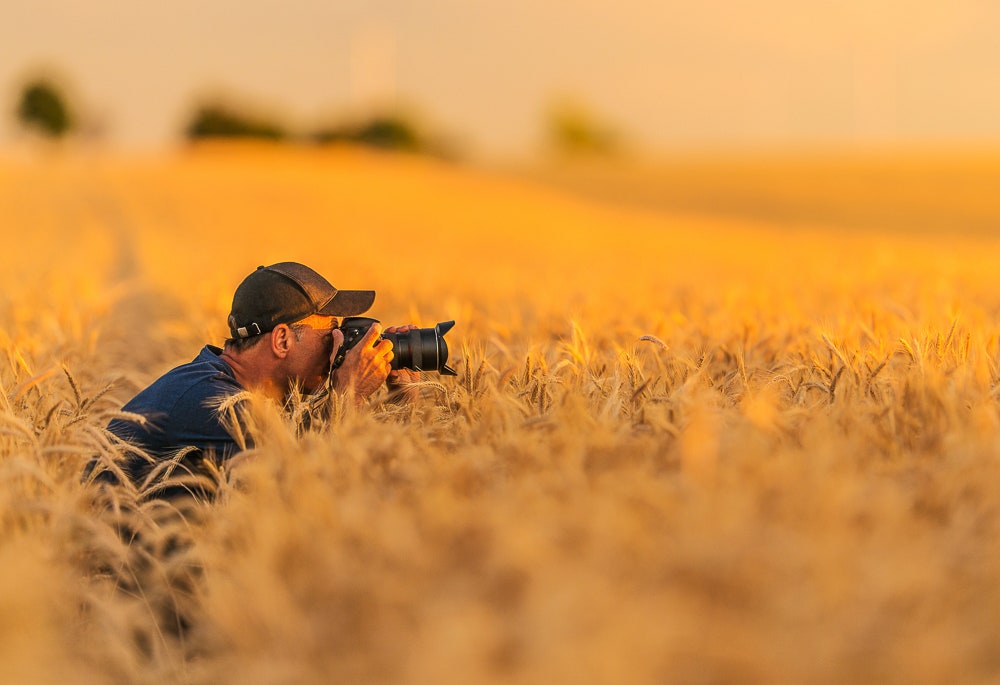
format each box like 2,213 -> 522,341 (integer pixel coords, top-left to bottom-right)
89,262 -> 416,494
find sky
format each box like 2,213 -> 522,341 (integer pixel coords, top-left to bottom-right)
3,0 -> 1000,156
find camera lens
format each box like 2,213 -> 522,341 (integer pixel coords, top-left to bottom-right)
383,321 -> 456,375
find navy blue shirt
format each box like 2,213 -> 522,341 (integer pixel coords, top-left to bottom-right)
102,345 -> 246,486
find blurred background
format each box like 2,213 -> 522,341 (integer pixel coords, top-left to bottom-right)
5,0 -> 1000,284
3,0 -> 1000,159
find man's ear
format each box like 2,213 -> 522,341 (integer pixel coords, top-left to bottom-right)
270,324 -> 293,358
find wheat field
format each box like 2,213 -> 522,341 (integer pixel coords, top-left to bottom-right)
3,144 -> 1000,684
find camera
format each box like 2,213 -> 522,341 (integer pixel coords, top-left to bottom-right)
331,317 -> 457,376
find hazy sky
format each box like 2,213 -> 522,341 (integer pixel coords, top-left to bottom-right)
3,0 -> 1000,155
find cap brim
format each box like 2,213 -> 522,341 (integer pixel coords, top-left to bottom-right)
319,290 -> 375,316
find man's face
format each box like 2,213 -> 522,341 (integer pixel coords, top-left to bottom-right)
286,314 -> 339,393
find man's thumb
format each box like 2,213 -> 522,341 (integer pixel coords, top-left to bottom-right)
330,328 -> 345,362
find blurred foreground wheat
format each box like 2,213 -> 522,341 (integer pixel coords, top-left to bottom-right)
3,146 -> 1000,684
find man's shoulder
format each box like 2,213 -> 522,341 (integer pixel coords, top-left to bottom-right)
123,345 -> 243,414
104,345 -> 246,488
172,345 -> 242,390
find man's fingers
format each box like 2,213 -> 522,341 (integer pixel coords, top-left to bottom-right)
360,323 -> 383,348
384,324 -> 417,334
376,337 -> 394,362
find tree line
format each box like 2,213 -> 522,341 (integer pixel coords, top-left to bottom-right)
12,75 -> 623,158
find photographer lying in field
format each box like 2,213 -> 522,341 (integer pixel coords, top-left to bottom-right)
85,261 -> 420,496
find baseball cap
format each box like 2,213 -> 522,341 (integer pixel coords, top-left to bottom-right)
228,262 -> 375,339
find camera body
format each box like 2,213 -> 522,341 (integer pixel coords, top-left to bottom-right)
332,317 -> 457,376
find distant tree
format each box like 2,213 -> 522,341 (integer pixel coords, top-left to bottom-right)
16,79 -> 74,138
546,99 -> 620,157
184,103 -> 288,141
309,114 -> 424,152
353,116 -> 422,151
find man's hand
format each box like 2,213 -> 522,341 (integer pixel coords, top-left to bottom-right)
329,323 -> 394,406
384,324 -> 422,403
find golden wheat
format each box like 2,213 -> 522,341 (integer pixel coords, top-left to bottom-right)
2,145 -> 1000,684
